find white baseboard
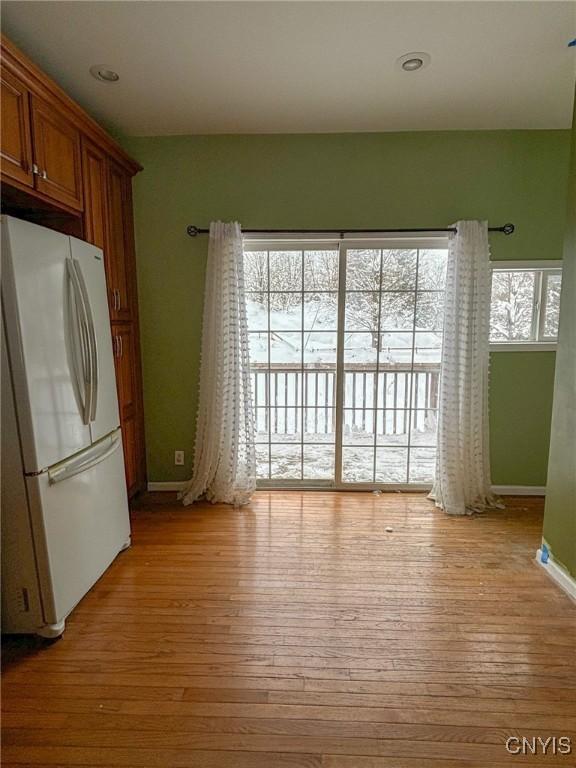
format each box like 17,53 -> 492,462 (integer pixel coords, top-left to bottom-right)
536,549 -> 576,602
147,481 -> 187,492
492,485 -> 546,496
148,482 -> 546,495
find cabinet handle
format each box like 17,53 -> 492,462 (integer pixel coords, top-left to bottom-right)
114,289 -> 121,311
114,335 -> 121,358
118,335 -> 123,358
32,163 -> 39,175
42,170 -> 48,180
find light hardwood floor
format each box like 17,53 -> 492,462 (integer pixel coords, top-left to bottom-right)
2,491 -> 576,767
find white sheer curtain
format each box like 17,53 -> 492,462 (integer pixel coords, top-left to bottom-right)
429,220 -> 500,516
180,221 -> 256,507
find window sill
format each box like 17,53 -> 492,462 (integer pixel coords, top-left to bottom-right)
490,343 -> 557,352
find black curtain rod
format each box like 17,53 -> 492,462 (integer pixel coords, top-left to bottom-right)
186,223 -> 515,237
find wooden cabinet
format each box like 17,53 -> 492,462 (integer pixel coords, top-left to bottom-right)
0,65 -> 83,211
106,162 -> 134,322
0,68 -> 33,187
82,138 -> 108,249
112,325 -> 142,496
31,96 -> 82,210
1,34 -> 146,498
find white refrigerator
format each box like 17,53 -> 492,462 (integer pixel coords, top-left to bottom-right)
1,215 -> 131,638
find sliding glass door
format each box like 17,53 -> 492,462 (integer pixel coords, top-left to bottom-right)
244,238 -> 448,488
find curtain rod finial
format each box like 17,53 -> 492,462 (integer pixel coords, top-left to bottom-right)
187,225 -> 200,237
502,223 -> 515,235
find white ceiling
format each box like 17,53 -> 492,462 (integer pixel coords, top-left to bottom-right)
2,1 -> 575,136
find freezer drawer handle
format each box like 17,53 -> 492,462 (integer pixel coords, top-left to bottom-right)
48,432 -> 122,485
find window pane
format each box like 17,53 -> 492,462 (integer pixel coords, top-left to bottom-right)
376,410 -> 410,445
251,371 -> 269,409
544,273 -> 562,338
304,332 -> 337,365
246,292 -> 268,330
380,293 -> 415,331
418,250 -> 448,290
304,408 -> 335,442
375,448 -> 408,483
270,332 -> 301,364
344,333 -> 378,366
409,448 -> 436,482
414,332 -> 442,363
304,371 -> 336,408
343,408 -> 376,445
269,408 -> 302,441
269,293 -> 302,329
342,447 -> 374,482
269,373 -> 303,410
380,370 -> 412,410
269,251 -> 302,291
304,293 -> 338,330
410,410 -> 438,446
346,250 -> 381,290
415,292 -> 444,331
244,251 -> 268,291
344,371 -> 377,409
490,270 -> 536,341
304,250 -> 339,291
345,292 -> 379,331
303,446 -> 334,479
411,371 -> 440,411
381,249 -> 417,290
270,444 -> 302,479
380,332 -> 413,364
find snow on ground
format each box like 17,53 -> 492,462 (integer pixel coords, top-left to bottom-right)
255,439 -> 435,483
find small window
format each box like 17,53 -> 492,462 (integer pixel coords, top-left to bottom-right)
489,264 -> 562,348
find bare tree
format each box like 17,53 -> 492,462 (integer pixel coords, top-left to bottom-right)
490,272 -> 535,340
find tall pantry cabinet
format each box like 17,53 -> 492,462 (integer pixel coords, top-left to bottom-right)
1,35 -> 146,498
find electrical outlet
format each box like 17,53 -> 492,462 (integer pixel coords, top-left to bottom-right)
174,450 -> 185,466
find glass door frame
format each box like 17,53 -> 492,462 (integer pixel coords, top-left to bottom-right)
245,233 -> 449,491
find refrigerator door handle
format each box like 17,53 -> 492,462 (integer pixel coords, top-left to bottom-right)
48,430 -> 121,485
71,259 -> 99,423
65,259 -> 91,425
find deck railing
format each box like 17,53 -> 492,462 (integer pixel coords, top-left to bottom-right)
251,363 -> 440,437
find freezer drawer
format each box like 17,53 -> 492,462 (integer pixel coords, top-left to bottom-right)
26,429 -> 131,626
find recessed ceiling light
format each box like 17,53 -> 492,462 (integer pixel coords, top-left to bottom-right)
396,52 -> 431,73
89,65 -> 120,83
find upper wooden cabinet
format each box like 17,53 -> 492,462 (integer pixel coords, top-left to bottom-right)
31,96 -> 83,210
1,68 -> 33,187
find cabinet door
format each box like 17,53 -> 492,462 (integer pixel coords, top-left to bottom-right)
1,68 -> 33,187
31,96 -> 83,210
106,162 -> 134,322
112,324 -> 141,496
81,139 -> 108,249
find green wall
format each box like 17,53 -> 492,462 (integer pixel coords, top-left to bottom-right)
543,99 -> 576,578
122,131 -> 570,484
